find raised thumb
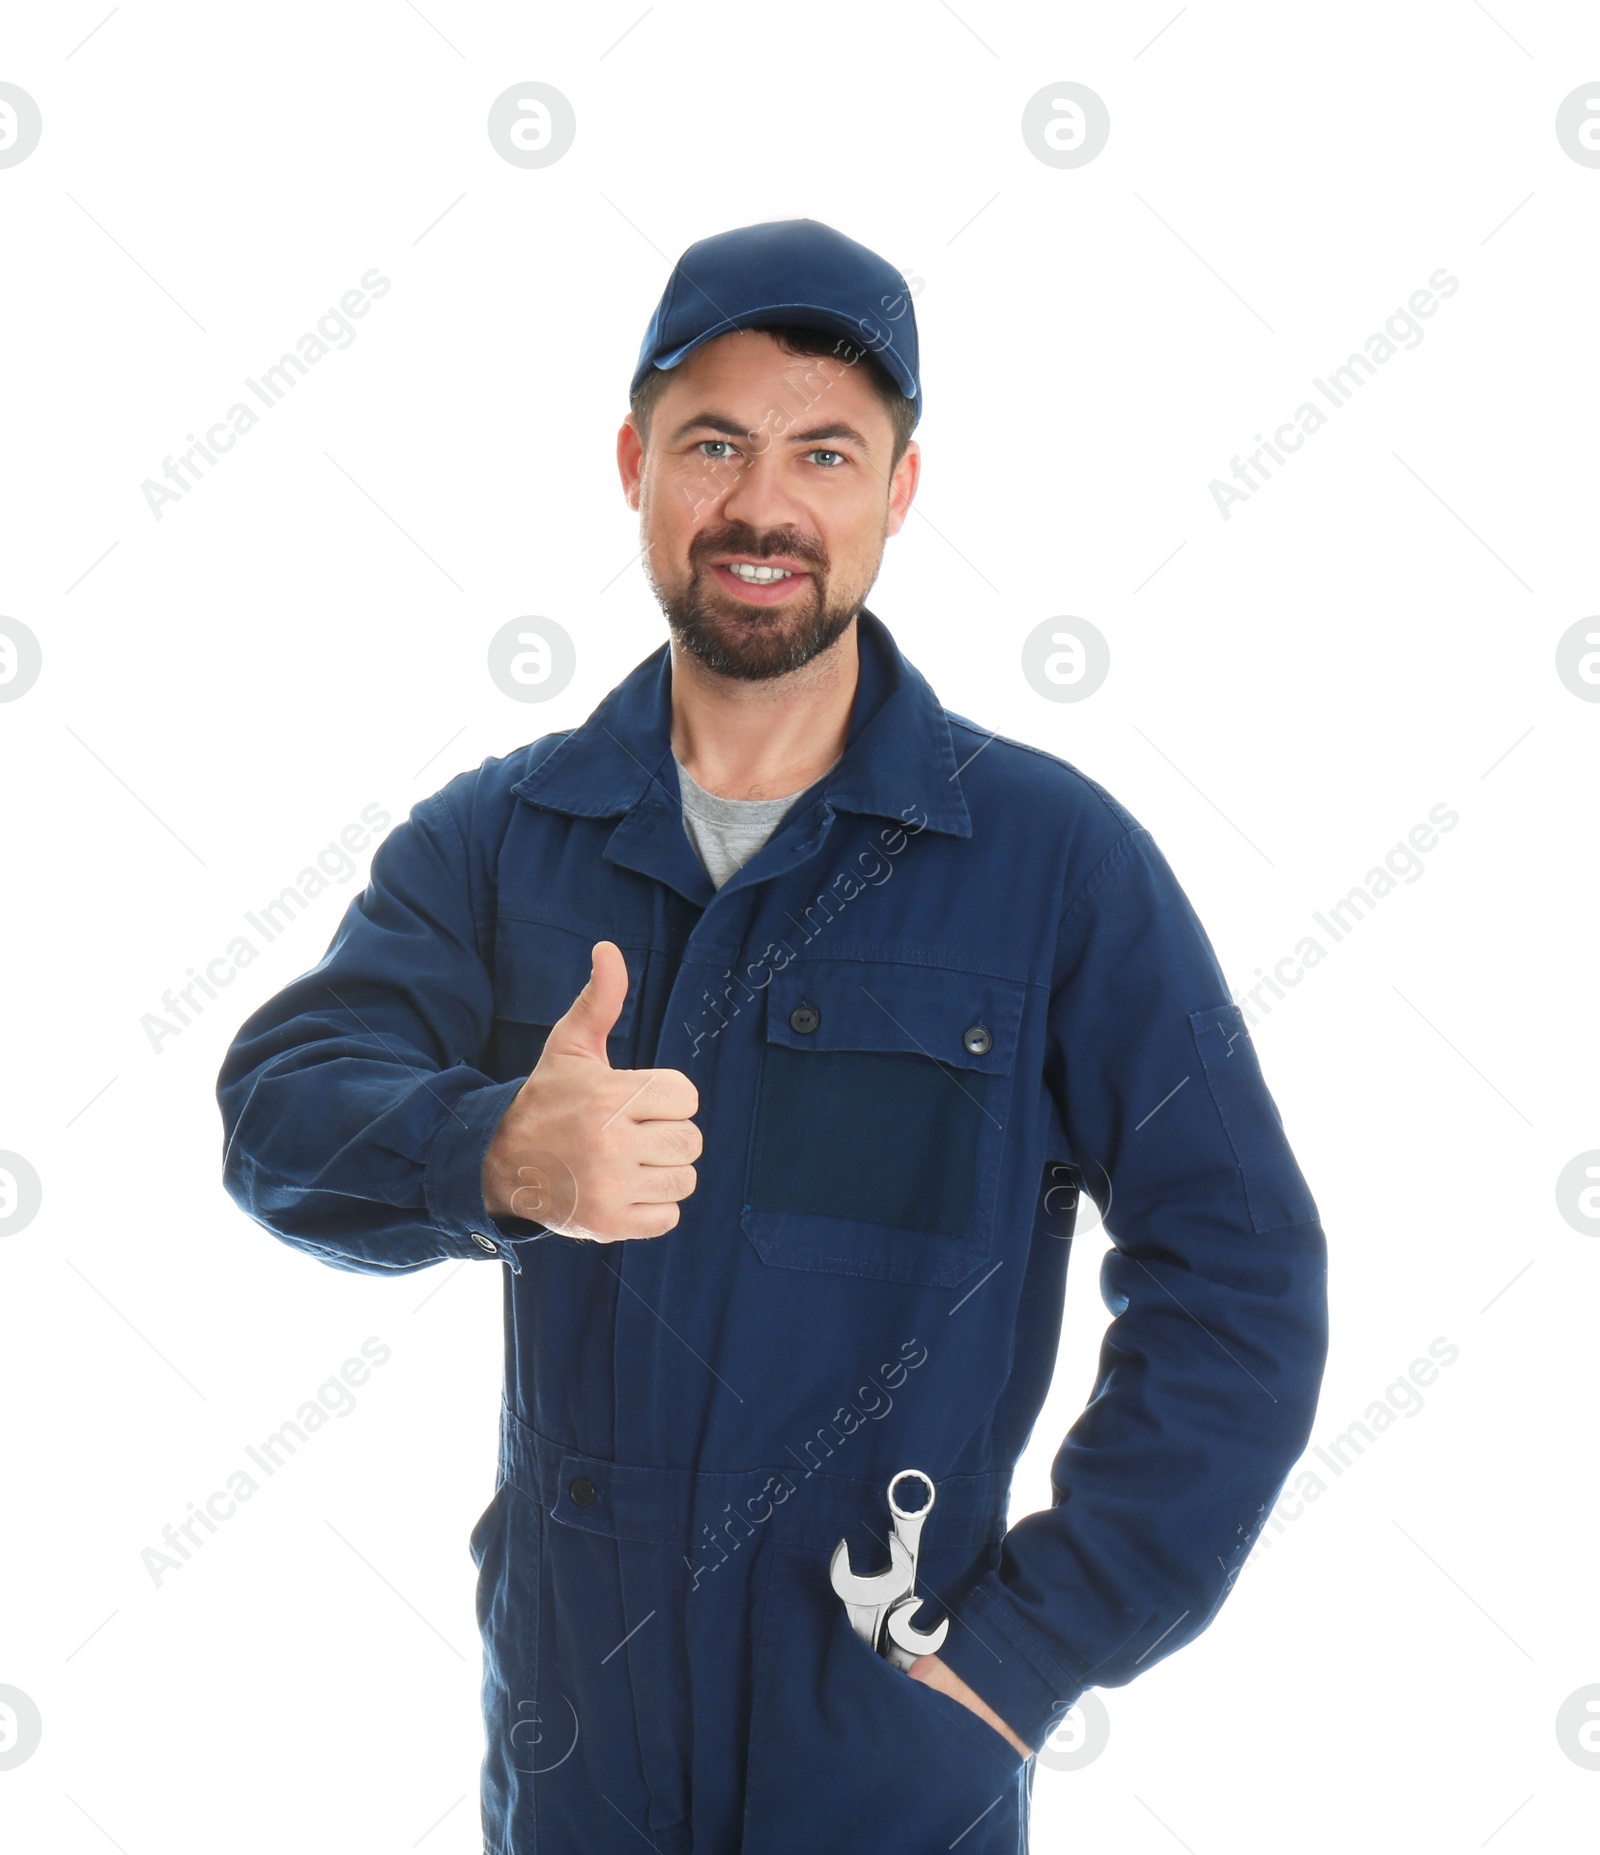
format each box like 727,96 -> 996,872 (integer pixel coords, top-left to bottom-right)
540,940 -> 629,1067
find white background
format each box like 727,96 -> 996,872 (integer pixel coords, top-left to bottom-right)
1,3 -> 1596,1849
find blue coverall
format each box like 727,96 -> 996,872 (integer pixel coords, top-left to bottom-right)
216,607 -> 1329,1854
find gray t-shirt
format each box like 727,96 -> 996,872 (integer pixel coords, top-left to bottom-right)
674,754 -> 836,890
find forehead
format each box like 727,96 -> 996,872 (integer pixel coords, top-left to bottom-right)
649,327 -> 890,437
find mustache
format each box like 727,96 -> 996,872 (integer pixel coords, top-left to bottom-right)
692,527 -> 826,571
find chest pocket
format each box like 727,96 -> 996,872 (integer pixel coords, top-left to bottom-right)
486,918 -> 645,1083
741,958 -> 1026,1288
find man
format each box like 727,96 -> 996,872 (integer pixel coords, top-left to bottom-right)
217,218 -> 1328,1855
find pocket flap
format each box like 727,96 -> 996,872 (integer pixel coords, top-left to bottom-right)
764,960 -> 1025,1074
492,916 -> 643,1036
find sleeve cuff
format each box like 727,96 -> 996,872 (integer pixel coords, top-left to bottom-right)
422,1074 -> 551,1272
937,1581 -> 1089,1756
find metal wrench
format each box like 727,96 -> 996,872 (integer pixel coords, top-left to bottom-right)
828,1469 -> 943,1658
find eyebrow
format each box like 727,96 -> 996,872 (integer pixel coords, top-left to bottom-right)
667,412 -> 874,454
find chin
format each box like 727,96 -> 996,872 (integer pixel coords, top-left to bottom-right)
666,587 -> 858,682
675,624 -> 825,682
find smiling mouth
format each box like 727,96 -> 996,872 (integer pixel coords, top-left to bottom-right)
725,561 -> 796,583
704,559 -> 813,603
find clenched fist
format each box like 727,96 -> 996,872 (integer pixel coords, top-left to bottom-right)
481,940 -> 701,1241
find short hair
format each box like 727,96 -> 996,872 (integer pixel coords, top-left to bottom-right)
628,323 -> 917,477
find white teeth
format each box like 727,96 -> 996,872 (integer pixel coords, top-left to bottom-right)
726,562 -> 793,582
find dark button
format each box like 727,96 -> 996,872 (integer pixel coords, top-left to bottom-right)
962,1023 -> 993,1056
568,1476 -> 597,1508
789,1004 -> 821,1034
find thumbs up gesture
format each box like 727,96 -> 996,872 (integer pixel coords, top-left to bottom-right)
481,941 -> 701,1241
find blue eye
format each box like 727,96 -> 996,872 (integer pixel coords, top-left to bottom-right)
696,440 -> 737,460
808,450 -> 846,468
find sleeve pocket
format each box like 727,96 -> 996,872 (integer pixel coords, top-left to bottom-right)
1189,1004 -> 1320,1235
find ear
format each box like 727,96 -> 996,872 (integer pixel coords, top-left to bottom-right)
883,438 -> 921,540
617,416 -> 645,511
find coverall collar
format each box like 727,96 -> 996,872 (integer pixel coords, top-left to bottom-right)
510,605 -> 973,842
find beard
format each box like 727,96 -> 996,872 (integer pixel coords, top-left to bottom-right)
648,522 -> 874,682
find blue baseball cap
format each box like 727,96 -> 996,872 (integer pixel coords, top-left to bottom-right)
629,218 -> 922,429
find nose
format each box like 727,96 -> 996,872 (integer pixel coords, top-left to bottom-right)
717,447 -> 805,534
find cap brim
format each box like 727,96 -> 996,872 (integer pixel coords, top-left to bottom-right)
642,304 -> 918,403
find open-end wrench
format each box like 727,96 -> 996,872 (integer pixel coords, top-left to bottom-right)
828,1469 -> 939,1654
882,1588 -> 950,1672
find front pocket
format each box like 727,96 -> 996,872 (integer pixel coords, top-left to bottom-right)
486,916 -> 646,1081
741,1541 -> 1027,1855
741,959 -> 1026,1287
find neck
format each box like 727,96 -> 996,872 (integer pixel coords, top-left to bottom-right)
669,624 -> 858,801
